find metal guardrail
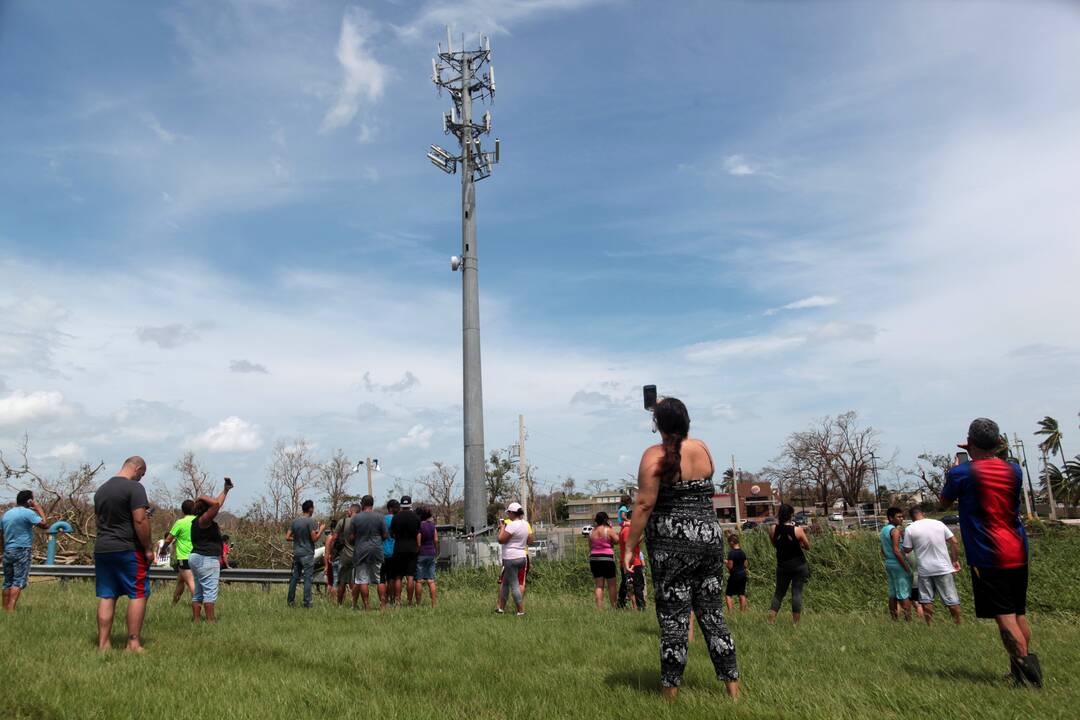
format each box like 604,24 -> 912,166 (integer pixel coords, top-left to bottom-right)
30,565 -> 328,586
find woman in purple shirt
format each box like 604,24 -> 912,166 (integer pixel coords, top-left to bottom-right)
415,508 -> 439,608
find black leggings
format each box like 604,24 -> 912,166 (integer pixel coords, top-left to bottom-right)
770,562 -> 809,613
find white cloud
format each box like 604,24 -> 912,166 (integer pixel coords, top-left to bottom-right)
392,424 -> 434,450
142,114 -> 180,144
764,295 -> 838,315
189,417 -> 263,453
723,154 -> 755,176
396,0 -> 609,39
44,442 -> 84,459
0,390 -> 72,426
363,371 -> 420,393
685,321 -> 878,363
321,8 -> 389,133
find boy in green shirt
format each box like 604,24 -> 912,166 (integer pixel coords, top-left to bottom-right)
160,500 -> 196,604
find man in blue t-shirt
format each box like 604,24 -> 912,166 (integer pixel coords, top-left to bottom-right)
379,499 -> 399,604
2,490 -> 49,612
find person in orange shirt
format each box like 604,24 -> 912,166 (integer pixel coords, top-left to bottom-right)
617,510 -> 645,610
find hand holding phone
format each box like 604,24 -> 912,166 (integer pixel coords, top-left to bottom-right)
224,477 -> 234,490
643,385 -> 657,411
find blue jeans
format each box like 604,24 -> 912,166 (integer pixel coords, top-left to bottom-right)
189,552 -> 220,603
288,555 -> 314,607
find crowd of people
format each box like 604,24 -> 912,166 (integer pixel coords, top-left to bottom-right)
0,403 -> 1043,693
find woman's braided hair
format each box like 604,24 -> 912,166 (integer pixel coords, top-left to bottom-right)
653,397 -> 690,485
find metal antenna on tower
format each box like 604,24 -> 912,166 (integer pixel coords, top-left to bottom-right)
428,29 -> 500,534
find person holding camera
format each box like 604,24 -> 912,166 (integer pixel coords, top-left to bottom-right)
188,478 -> 233,623
286,499 -> 324,608
623,397 -> 738,700
496,502 -> 532,616
2,490 -> 49,612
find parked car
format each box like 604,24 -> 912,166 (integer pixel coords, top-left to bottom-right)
580,525 -> 594,536
942,515 -> 960,526
528,540 -> 551,558
741,521 -> 759,531
793,512 -> 811,526
829,513 -> 844,521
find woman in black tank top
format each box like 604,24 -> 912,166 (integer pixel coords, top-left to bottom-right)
768,503 -> 811,625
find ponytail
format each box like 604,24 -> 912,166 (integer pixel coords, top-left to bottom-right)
653,397 -> 691,485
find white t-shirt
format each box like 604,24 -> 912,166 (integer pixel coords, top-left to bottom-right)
902,518 -> 955,577
501,519 -> 530,561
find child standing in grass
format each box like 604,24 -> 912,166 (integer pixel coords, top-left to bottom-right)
724,533 -> 749,613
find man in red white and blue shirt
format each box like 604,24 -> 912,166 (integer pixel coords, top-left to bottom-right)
941,417 -> 1040,688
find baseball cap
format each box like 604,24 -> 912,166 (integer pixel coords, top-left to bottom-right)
400,495 -> 412,508
506,502 -> 523,514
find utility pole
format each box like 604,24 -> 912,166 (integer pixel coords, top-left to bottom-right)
1040,447 -> 1059,521
1012,435 -> 1035,519
518,414 -> 528,519
428,29 -> 499,533
870,452 -> 882,531
731,454 -> 741,527
355,458 -> 379,499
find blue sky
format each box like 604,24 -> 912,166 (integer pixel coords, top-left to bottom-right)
2,0 -> 1079,506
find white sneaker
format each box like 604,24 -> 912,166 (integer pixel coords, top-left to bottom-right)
495,607 -> 505,614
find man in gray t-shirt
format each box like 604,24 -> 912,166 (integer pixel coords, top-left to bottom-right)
348,495 -> 387,610
285,500 -> 324,608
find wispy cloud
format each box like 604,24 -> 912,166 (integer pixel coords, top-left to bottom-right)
764,295 -> 839,316
321,8 -> 389,133
363,371 -> 420,393
141,113 -> 181,144
723,154 -> 756,176
230,359 -> 270,374
395,0 -> 611,39
685,321 -> 878,363
391,423 -> 433,450
135,324 -> 202,349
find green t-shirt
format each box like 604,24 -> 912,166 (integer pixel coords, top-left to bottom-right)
169,515 -> 195,561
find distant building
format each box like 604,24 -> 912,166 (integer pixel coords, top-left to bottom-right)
712,481 -> 778,523
568,491 -> 631,528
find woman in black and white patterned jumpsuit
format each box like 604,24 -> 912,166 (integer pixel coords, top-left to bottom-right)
623,397 -> 739,700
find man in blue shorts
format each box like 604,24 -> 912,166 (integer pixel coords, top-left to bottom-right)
880,507 -> 913,621
2,490 -> 49,612
93,456 -> 154,652
942,418 -> 1040,687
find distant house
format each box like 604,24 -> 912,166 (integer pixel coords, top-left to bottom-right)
567,491 -> 630,528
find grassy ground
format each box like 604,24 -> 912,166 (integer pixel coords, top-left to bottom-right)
2,580 -> 1077,720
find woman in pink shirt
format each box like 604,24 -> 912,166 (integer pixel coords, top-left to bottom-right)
588,512 -> 620,610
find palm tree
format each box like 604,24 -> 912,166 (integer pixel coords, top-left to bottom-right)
1034,416 -> 1064,520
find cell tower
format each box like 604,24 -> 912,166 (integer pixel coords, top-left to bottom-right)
428,28 -> 499,533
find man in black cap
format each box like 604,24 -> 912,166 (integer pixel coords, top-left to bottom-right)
941,417 -> 1040,687
389,495 -> 421,606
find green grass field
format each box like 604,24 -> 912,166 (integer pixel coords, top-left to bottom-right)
2,579 -> 1077,720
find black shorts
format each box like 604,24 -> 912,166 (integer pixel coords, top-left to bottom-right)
589,555 -> 617,579
380,555 -> 396,584
394,551 -> 418,579
175,559 -> 190,571
971,565 -> 1028,619
726,574 -> 747,597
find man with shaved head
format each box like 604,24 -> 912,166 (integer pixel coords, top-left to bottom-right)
93,456 -> 153,652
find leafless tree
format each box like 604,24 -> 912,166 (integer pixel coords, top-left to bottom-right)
585,478 -> 609,496
415,461 -> 461,524
906,452 -> 953,499
266,437 -> 315,520
159,451 -> 213,507
831,411 -> 879,507
315,449 -> 356,520
1,434 -> 105,562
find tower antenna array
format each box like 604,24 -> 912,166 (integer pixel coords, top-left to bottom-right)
428,29 -> 500,533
